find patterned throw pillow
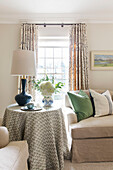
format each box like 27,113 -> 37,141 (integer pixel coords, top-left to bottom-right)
67,90 -> 93,122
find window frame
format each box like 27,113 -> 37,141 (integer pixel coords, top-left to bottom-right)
37,36 -> 69,91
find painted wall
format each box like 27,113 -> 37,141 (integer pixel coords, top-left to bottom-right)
0,23 -> 113,118
0,24 -> 20,117
88,24 -> 113,91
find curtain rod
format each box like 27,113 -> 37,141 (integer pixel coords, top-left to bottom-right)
22,23 -> 84,27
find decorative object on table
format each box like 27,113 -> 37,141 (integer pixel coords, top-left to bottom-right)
91,51 -> 113,70
26,102 -> 34,109
11,49 -> 36,106
32,75 -> 65,107
21,106 -> 42,111
40,81 -> 54,107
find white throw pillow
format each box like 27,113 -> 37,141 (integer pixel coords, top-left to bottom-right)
90,89 -> 112,117
102,90 -> 113,114
102,90 -> 112,103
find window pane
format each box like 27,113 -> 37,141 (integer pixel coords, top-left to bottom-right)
38,59 -> 44,67
38,59 -> 45,73
36,74 -> 45,79
54,59 -> 61,68
46,59 -> 53,69
46,48 -> 53,58
63,48 -> 69,58
62,74 -> 67,79
54,74 -> 66,81
54,74 -> 63,80
54,69 -> 62,74
46,68 -> 53,74
38,48 -> 45,58
54,48 -> 62,58
63,58 -> 69,70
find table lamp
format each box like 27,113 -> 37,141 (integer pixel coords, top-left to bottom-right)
11,49 -> 36,106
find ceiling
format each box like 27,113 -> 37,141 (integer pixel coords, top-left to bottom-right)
0,0 -> 113,23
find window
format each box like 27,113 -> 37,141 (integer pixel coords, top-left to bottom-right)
37,36 -> 69,92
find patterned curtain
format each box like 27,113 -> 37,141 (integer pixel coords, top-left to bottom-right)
69,23 -> 88,91
18,24 -> 38,100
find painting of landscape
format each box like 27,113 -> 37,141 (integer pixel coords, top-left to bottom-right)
94,54 -> 113,67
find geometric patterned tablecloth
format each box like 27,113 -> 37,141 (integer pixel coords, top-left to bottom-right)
2,104 -> 70,170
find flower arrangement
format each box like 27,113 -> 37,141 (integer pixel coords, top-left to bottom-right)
40,81 -> 54,96
32,75 -> 64,96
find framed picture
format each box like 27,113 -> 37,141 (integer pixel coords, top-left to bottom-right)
91,51 -> 113,70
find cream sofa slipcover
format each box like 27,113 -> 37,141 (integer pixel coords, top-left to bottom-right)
64,89 -> 113,163
0,120 -> 29,170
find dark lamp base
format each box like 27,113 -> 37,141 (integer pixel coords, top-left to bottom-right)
15,93 -> 32,106
15,78 -> 32,106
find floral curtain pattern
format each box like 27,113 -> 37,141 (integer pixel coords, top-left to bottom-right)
18,24 -> 38,100
69,24 -> 88,91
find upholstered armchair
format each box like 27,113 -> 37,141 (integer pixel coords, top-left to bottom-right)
0,118 -> 29,170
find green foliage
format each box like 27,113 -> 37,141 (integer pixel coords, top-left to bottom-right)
54,82 -> 64,93
32,75 -> 65,94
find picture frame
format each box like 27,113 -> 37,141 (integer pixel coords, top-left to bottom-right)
91,51 -> 113,70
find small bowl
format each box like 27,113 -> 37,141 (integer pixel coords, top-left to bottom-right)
26,103 -> 34,109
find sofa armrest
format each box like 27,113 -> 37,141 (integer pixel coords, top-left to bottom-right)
62,107 -> 77,131
62,107 -> 77,151
0,126 -> 9,148
65,94 -> 72,108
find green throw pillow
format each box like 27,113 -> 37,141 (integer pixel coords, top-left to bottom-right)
67,90 -> 93,122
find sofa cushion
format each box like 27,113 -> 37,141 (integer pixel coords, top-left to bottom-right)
65,90 -> 90,108
90,89 -> 112,117
0,141 -> 29,170
102,90 -> 113,114
67,90 -> 93,122
71,114 -> 113,139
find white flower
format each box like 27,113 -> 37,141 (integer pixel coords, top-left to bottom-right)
40,81 -> 55,96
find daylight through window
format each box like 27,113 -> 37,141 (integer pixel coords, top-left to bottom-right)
37,36 -> 69,92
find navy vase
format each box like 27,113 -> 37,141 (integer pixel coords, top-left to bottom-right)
15,79 -> 31,106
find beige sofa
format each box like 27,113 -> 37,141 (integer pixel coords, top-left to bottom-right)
0,119 -> 29,170
64,90 -> 113,163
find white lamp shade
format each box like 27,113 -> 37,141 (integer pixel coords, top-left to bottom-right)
11,49 -> 36,76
